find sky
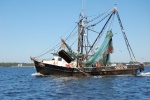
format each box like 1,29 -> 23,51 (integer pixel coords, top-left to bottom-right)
0,0 -> 150,63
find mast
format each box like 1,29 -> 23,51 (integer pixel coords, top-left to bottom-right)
77,0 -> 86,67
81,0 -> 85,55
81,18 -> 84,55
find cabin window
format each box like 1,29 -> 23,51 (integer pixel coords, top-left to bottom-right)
58,58 -> 62,61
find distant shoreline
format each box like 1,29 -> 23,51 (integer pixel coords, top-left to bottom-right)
0,62 -> 34,67
0,63 -> 150,67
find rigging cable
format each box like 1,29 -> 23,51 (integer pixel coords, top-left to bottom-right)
88,12 -> 112,28
108,13 -> 115,30
85,13 -> 115,55
88,7 -> 113,23
87,11 -> 115,54
116,10 -> 137,62
34,25 -> 77,58
65,25 -> 78,41
34,42 -> 61,58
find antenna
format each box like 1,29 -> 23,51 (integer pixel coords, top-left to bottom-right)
82,0 -> 86,17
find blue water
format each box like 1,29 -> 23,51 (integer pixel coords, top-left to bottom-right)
0,66 -> 150,100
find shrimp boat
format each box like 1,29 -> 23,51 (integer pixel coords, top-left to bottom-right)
31,6 -> 144,76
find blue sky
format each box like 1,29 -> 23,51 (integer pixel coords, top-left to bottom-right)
0,0 -> 150,63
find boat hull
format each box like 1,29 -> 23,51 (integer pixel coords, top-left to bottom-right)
32,58 -> 144,76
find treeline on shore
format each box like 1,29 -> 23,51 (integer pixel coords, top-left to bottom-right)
142,62 -> 150,66
122,61 -> 150,66
112,62 -> 150,66
0,62 -> 34,67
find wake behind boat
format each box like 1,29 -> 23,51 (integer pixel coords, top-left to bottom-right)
31,5 -> 144,76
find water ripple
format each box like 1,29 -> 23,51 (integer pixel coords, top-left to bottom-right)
0,67 -> 150,100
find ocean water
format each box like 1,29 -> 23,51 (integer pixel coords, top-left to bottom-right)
0,66 -> 150,100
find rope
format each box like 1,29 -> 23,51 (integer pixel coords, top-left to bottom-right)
75,67 -> 90,76
34,42 -> 61,58
87,12 -> 114,55
116,11 -> 137,62
34,25 -> 78,58
88,7 -> 113,23
108,13 -> 115,30
65,25 -> 78,41
88,13 -> 112,28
